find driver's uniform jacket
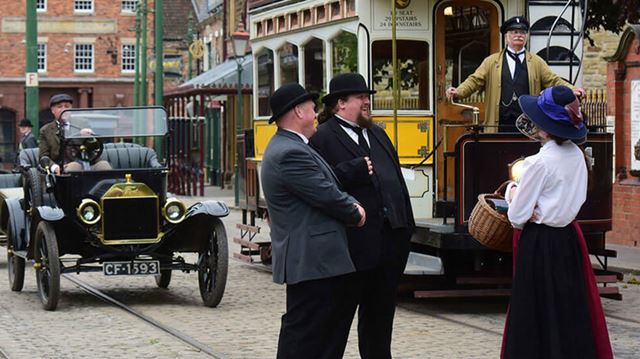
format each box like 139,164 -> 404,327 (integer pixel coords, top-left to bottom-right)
39,120 -> 69,164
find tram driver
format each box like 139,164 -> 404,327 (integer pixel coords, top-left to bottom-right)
446,16 -> 586,132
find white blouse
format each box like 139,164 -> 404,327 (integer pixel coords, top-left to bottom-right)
507,140 -> 587,229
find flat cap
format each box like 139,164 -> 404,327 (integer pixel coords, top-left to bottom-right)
49,93 -> 73,107
501,16 -> 529,34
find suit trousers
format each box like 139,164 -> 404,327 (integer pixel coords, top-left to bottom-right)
356,225 -> 411,359
277,273 -> 358,359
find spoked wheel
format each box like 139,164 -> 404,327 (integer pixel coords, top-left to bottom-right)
23,167 -> 43,213
34,221 -> 61,311
7,226 -> 25,292
198,218 -> 228,307
154,269 -> 172,288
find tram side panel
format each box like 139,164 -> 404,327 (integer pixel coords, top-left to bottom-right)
454,132 -> 613,249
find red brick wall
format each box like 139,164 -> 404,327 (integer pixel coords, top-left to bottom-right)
0,0 -> 153,78
606,35 -> 640,247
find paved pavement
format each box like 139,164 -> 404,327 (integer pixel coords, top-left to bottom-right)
0,186 -> 637,358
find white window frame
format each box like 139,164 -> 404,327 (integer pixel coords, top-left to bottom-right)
74,0 -> 94,13
121,0 -> 138,14
121,44 -> 136,73
36,0 -> 47,12
74,43 -> 94,73
37,43 -> 47,73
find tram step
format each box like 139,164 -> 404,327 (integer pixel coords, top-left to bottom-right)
414,289 -> 511,298
236,223 -> 261,233
233,237 -> 270,250
590,248 -> 617,258
233,253 -> 255,264
456,276 -> 511,285
595,275 -> 619,284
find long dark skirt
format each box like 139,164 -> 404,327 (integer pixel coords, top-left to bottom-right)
501,223 -> 613,359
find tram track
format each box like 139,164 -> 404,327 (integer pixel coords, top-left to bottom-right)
62,274 -> 228,359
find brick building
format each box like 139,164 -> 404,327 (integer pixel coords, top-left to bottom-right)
0,0 -> 155,166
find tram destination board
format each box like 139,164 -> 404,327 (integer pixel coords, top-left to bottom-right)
103,260 -> 160,276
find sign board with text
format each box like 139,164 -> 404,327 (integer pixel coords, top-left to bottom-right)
372,0 -> 428,31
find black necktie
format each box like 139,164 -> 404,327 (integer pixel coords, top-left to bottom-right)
506,50 -> 524,80
336,118 -> 370,154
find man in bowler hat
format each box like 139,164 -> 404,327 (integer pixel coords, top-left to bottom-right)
446,16 -> 585,131
39,93 -> 111,174
310,73 -> 415,359
17,119 -> 38,150
260,83 -> 366,359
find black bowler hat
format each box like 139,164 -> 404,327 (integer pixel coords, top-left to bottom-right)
321,73 -> 376,104
49,93 -> 73,107
269,83 -> 319,124
500,16 -> 529,34
18,119 -> 33,127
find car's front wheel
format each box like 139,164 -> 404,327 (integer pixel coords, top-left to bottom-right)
154,269 -> 172,288
198,218 -> 228,307
34,221 -> 61,311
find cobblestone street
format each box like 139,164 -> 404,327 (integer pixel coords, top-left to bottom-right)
1,201 -> 639,359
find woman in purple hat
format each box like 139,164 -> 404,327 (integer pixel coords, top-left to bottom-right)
501,85 -> 613,359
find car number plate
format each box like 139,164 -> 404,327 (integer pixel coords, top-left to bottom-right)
103,260 -> 160,276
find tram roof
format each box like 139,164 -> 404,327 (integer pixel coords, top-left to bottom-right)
171,57 -> 253,94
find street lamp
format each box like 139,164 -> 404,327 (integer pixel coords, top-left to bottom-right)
231,25 -> 249,207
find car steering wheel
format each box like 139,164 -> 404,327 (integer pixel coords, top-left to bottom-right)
66,137 -> 104,164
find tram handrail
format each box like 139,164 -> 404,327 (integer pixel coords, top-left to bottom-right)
449,99 -> 481,126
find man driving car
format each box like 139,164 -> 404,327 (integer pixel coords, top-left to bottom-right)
39,93 -> 111,174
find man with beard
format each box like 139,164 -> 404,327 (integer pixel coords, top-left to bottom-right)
310,73 -> 414,359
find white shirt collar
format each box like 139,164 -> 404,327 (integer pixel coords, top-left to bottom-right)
335,114 -> 361,128
506,46 -> 525,56
282,128 -> 309,144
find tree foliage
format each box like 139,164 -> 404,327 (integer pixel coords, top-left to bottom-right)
584,0 -> 640,44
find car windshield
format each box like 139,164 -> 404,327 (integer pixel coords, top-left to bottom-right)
59,106 -> 167,139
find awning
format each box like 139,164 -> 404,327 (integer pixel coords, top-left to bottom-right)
181,57 -> 253,88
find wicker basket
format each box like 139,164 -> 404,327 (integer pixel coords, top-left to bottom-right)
468,181 -> 513,252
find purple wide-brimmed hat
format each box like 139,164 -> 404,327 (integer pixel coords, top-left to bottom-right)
518,85 -> 587,140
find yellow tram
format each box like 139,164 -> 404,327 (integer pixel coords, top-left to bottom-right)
238,0 -> 619,298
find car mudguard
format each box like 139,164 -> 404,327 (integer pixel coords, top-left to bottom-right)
2,198 -> 27,251
161,201 -> 229,252
186,201 -> 230,218
35,206 -> 65,221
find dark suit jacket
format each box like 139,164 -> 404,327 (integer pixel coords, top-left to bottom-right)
310,116 -> 414,270
261,129 -> 361,285
20,132 -> 38,150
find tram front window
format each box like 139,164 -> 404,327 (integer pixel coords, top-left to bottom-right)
304,38 -> 326,96
279,43 -> 299,84
372,40 -> 429,111
257,49 -> 274,117
332,32 -> 357,76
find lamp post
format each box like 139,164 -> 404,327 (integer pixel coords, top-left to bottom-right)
231,26 -> 249,207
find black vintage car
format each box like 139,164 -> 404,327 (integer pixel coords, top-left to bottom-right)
1,106 -> 229,311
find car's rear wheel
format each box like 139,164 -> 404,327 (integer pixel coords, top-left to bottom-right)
154,269 -> 172,288
198,218 -> 228,307
34,221 -> 60,311
7,225 -> 25,292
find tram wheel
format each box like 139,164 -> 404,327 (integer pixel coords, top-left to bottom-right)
198,218 -> 228,307
34,221 -> 61,311
154,269 -> 172,288
7,226 -> 25,292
